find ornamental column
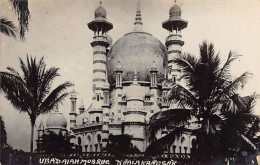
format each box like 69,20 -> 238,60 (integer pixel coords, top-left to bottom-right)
162,2 -> 188,83
69,90 -> 77,128
88,2 -> 113,106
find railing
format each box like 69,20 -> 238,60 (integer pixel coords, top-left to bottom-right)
93,36 -> 107,42
166,34 -> 182,41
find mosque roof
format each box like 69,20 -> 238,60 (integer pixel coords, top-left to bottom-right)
169,4 -> 182,18
94,3 -> 107,20
107,31 -> 167,85
46,106 -> 67,129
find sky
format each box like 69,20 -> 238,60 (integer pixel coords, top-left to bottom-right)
1,0 -> 260,151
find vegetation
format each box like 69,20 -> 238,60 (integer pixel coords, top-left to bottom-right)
0,17 -> 17,38
146,41 -> 260,163
0,115 -> 7,148
0,55 -> 73,153
38,131 -> 74,154
107,134 -> 140,156
0,0 -> 30,39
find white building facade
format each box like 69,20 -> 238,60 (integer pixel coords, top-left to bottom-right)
38,0 -> 197,154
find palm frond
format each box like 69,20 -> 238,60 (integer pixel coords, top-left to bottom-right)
148,109 -> 192,138
167,84 -> 198,109
173,53 -> 197,75
0,72 -> 31,115
39,82 -> 73,115
0,17 -> 17,38
145,127 -> 188,155
225,72 -> 252,96
240,134 -> 257,151
218,51 -> 239,79
0,115 -> 7,147
9,0 -> 30,40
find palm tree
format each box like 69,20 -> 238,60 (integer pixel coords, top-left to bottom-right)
146,41 -> 259,162
8,0 -> 30,40
1,0 -> 30,40
0,115 -> 7,148
0,17 -> 17,38
0,55 -> 73,153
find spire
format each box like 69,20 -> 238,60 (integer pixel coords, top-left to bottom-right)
133,69 -> 139,85
54,104 -> 59,112
133,0 -> 143,32
38,120 -> 44,130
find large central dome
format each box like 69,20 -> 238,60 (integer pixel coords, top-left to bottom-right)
107,31 -> 168,85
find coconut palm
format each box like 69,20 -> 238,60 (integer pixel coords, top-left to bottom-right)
1,0 -> 30,40
8,0 -> 30,40
146,41 -> 258,162
0,115 -> 7,148
0,55 -> 73,153
0,17 -> 17,38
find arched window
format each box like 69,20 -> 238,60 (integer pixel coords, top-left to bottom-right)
96,116 -> 99,123
78,137 -> 82,145
97,94 -> 100,101
97,134 -> 102,143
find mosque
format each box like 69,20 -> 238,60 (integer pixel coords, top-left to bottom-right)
36,0 -> 197,154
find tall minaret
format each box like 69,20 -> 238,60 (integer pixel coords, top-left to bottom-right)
88,2 -> 113,107
69,90 -> 77,128
162,1 -> 188,82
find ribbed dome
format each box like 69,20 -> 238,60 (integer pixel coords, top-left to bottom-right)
46,111 -> 67,128
94,5 -> 107,20
107,32 -> 167,85
169,4 -> 182,18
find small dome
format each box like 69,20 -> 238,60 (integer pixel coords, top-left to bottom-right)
79,100 -> 85,109
95,5 -> 107,20
169,4 -> 182,18
151,61 -> 158,71
70,90 -> 77,99
46,110 -> 67,129
115,61 -> 123,72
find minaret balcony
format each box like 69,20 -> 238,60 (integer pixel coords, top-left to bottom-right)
93,36 -> 107,42
165,40 -> 184,47
166,34 -> 182,41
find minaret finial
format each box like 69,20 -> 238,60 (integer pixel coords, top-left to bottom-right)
100,0 -> 102,5
133,0 -> 143,32
175,0 -> 177,3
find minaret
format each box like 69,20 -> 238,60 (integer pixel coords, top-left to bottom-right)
79,100 -> 85,114
162,1 -> 188,82
115,61 -> 123,89
88,1 -> 113,106
150,61 -> 158,89
69,90 -> 77,128
101,77 -> 110,152
36,120 -> 44,153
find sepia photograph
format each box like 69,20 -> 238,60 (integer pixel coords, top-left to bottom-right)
0,0 -> 260,164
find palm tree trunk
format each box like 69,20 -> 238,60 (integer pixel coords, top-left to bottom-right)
207,119 -> 209,134
30,122 -> 35,153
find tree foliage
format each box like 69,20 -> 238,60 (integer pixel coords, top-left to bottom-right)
0,55 -> 73,153
0,17 -> 17,38
0,115 -> 7,148
146,41 -> 259,163
39,131 -> 74,154
107,134 -> 140,156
